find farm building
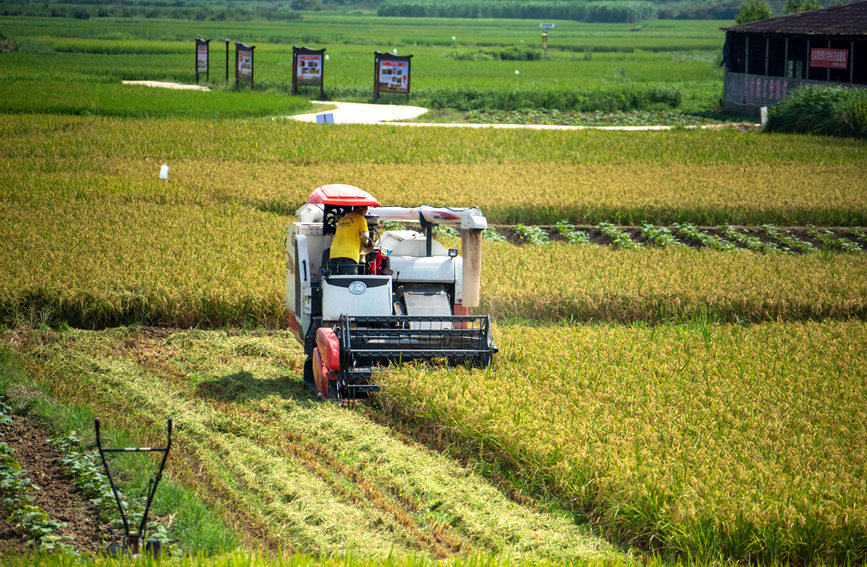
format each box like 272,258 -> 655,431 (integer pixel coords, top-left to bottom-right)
721,0 -> 867,115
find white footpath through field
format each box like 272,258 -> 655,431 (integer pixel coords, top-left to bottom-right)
121,82 -> 752,130
289,101 -> 749,131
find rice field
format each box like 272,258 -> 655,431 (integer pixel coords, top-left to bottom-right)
1,13 -> 866,563
1,113 -> 866,329
0,15 -> 728,112
378,320 -> 867,565
0,327 -> 623,563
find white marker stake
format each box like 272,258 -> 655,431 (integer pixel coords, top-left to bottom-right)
159,164 -> 169,183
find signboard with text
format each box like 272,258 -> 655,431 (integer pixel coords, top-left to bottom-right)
195,37 -> 209,84
235,42 -> 255,87
374,51 -> 412,100
292,46 -> 326,97
810,48 -> 848,69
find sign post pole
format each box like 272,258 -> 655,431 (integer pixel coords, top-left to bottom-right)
373,51 -> 380,101
225,38 -> 230,84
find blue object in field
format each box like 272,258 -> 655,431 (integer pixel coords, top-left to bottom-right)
316,113 -> 334,124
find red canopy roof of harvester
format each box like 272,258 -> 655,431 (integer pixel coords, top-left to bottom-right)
307,184 -> 380,207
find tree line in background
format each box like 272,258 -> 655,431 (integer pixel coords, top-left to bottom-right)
735,0 -> 822,22
0,0 -> 301,20
0,0 -> 840,23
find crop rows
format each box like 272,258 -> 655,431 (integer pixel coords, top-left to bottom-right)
3,115 -> 865,227
378,320 -> 867,565
1,328 -> 621,563
498,222 -> 866,254
0,400 -> 75,554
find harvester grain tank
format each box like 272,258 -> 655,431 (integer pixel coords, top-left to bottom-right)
285,184 -> 496,400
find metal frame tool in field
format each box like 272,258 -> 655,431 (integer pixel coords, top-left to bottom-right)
94,417 -> 172,557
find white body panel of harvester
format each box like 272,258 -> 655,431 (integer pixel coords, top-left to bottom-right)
286,205 -> 483,337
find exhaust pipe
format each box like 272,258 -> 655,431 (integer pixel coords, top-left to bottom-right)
461,228 -> 482,307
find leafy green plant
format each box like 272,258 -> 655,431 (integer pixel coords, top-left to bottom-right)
761,225 -> 816,254
433,224 -> 460,238
596,222 -> 641,249
806,226 -> 864,253
720,225 -> 780,254
513,224 -> 549,245
672,223 -> 738,251
482,227 -> 507,242
640,224 -> 688,249
0,402 -> 76,555
555,220 -> 594,246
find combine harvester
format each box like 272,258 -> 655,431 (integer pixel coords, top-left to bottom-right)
285,184 -> 497,401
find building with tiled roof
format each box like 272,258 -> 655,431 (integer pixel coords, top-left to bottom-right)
721,0 -> 866,114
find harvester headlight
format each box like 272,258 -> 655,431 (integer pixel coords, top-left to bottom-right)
448,248 -> 458,258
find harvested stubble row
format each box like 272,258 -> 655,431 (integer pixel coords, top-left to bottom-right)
378,320 -> 867,565
4,327 -> 621,563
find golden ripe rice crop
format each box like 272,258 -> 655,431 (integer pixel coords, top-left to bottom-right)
481,243 -> 867,323
2,114 -> 866,327
378,320 -> 867,564
2,114 -> 866,225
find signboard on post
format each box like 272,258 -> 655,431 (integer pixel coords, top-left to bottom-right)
810,48 -> 848,70
195,37 -> 210,84
374,51 -> 412,101
235,42 -> 255,88
292,46 -> 326,98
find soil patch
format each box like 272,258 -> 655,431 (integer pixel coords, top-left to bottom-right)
0,414 -> 109,556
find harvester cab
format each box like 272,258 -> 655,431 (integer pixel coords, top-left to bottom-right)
285,184 -> 496,401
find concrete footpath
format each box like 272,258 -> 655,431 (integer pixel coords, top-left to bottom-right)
289,101 -> 752,131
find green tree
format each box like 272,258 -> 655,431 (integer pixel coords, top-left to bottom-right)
735,0 -> 773,22
784,0 -> 821,14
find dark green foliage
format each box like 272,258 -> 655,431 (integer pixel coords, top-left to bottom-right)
765,85 -> 867,139
0,2 -> 302,21
735,0 -> 773,22
421,85 -> 681,112
377,0 -> 656,23
443,46 -> 542,61
783,0 -> 820,14
657,0 -> 740,19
